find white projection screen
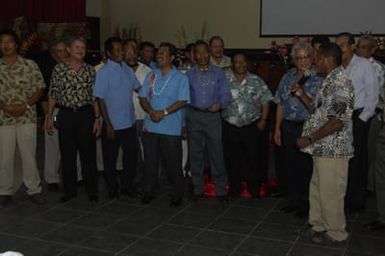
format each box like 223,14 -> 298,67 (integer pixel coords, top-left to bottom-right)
260,0 -> 385,36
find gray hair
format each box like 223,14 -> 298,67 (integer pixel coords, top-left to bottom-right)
290,42 -> 314,63
49,39 -> 66,52
358,34 -> 377,49
65,36 -> 87,47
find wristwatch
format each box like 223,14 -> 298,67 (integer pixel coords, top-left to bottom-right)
163,109 -> 169,116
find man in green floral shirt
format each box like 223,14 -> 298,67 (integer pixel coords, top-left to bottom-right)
297,43 -> 354,243
0,29 -> 46,208
222,53 -> 272,198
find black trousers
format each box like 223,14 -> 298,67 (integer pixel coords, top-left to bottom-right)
57,107 -> 97,197
274,144 -> 287,193
223,121 -> 265,196
142,132 -> 184,200
346,110 -> 370,210
101,125 -> 137,196
281,120 -> 313,210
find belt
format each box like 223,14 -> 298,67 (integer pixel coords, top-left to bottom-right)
282,119 -> 304,125
189,105 -> 210,113
353,107 -> 364,113
59,105 -> 92,112
353,108 -> 364,119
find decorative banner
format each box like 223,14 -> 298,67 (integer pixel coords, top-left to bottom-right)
37,22 -> 90,50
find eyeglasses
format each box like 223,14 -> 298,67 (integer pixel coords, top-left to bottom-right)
295,55 -> 311,61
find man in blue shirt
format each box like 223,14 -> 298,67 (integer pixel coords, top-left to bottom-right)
139,42 -> 189,207
273,42 -> 321,217
186,40 -> 232,202
93,37 -> 141,200
139,41 -> 158,69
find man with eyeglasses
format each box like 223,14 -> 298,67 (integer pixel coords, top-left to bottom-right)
273,42 -> 321,218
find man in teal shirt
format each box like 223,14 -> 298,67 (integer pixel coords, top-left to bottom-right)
139,42 -> 190,207
222,53 -> 272,199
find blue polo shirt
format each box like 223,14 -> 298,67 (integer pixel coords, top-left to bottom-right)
93,59 -> 140,130
139,67 -> 189,136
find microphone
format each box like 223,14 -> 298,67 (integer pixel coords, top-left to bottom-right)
297,69 -> 311,86
291,70 -> 311,96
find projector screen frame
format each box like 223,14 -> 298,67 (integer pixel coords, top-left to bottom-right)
259,0 -> 385,37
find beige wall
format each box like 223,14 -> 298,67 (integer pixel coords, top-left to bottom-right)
86,0 -> 110,46
87,0 -> 295,49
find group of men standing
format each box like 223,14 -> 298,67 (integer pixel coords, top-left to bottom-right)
1,28 -> 385,245
0,31 -> 273,210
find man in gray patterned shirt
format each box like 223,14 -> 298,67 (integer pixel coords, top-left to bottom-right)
297,43 -> 354,243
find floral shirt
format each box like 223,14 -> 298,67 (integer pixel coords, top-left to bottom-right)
301,67 -> 354,158
222,71 -> 273,127
49,62 -> 95,108
0,56 -> 45,126
274,68 -> 321,121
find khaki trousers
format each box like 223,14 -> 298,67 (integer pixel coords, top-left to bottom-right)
309,157 -> 349,241
0,123 -> 42,195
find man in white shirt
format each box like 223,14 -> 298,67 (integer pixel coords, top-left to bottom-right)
336,32 -> 380,211
356,35 -> 385,231
209,36 -> 231,69
123,39 -> 152,123
356,34 -> 385,193
123,39 -> 152,191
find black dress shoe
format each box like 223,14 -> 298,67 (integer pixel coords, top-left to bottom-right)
280,204 -> 298,213
88,195 -> 99,203
249,189 -> 261,200
217,195 -> 229,203
364,220 -> 385,231
121,187 -> 138,198
270,191 -> 287,198
141,195 -> 156,205
59,194 -> 77,203
294,209 -> 309,219
191,194 -> 204,202
29,193 -> 46,205
47,183 -> 60,192
0,195 -> 13,209
108,189 -> 120,200
169,198 -> 183,208
228,189 -> 241,198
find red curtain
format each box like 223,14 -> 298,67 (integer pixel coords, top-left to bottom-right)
0,0 -> 85,29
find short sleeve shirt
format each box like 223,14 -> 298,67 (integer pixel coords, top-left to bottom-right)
49,62 -> 95,108
222,71 -> 273,127
0,56 -> 45,125
93,60 -> 141,130
139,67 -> 190,136
301,67 -> 354,158
274,68 -> 321,121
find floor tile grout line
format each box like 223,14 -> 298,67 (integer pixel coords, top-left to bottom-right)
113,197 -> 194,255
0,230 -> 111,254
69,197 -> 170,254
1,190 -> 382,255
171,197 -> 242,255
228,198 -> 297,256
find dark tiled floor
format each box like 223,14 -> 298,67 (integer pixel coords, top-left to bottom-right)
0,185 -> 384,256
